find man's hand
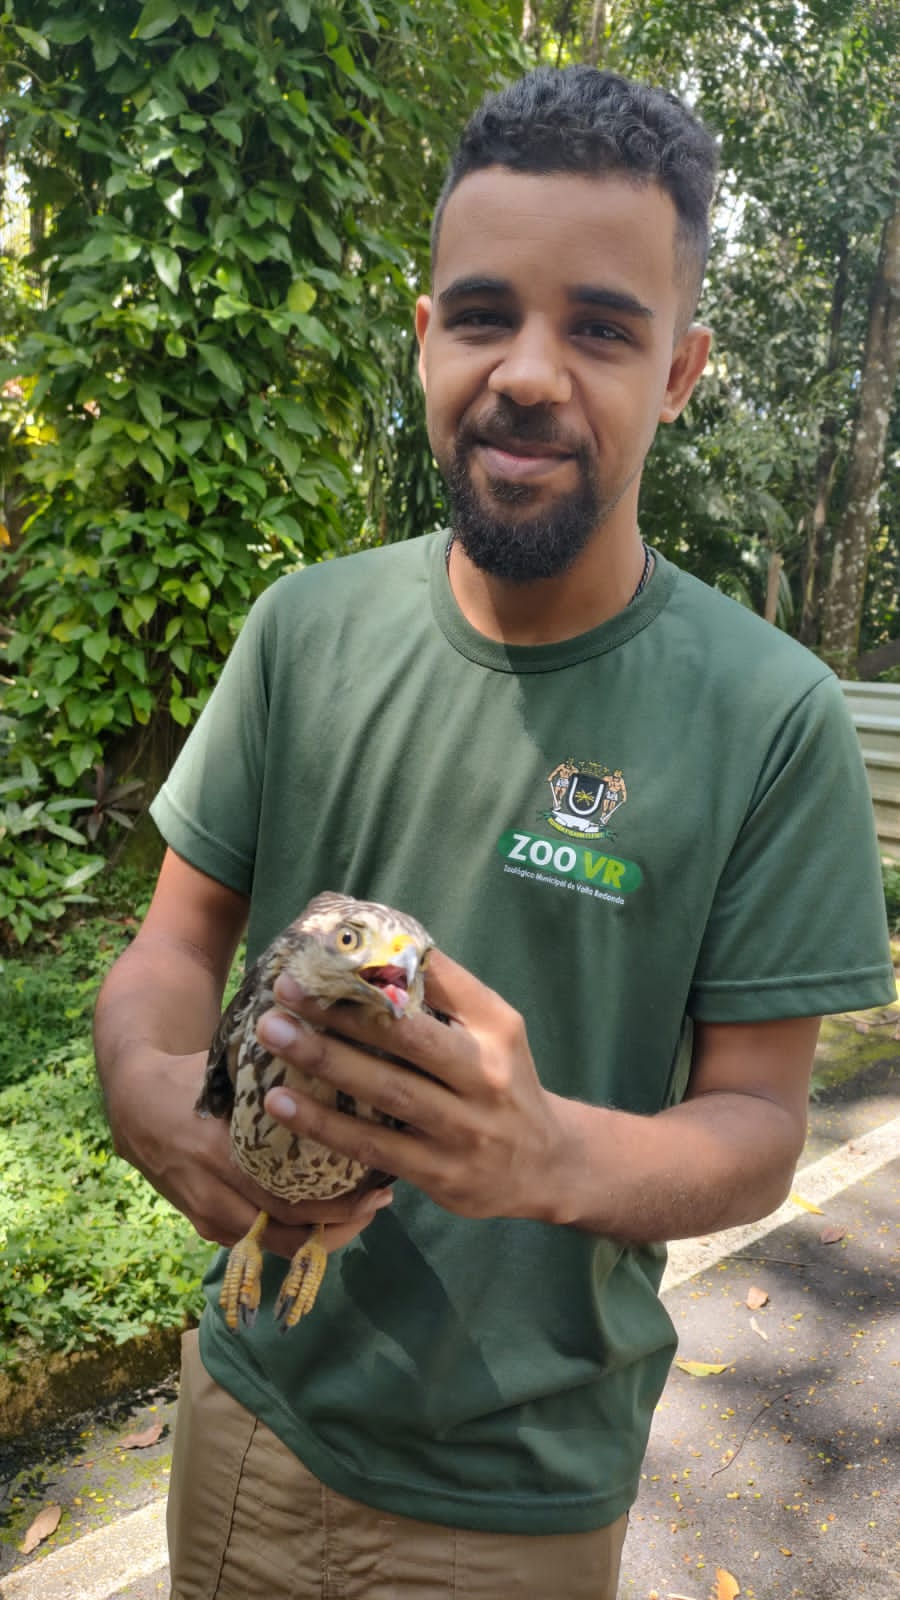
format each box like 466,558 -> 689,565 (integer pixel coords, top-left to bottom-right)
257,950 -> 822,1244
106,1048 -> 393,1260
96,851 -> 821,1250
255,948 -> 573,1224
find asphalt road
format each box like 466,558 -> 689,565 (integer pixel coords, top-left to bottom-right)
1,1031 -> 897,1600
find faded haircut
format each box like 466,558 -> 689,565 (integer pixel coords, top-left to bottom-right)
432,66 -> 719,325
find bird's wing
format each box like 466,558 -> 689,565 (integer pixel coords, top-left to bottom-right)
195,948 -> 276,1119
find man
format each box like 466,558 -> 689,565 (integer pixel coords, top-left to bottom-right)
94,66 -> 894,1600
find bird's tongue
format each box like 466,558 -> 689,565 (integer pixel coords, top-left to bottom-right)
362,964 -> 410,1014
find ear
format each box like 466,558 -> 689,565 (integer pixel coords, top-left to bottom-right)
414,295 -> 433,393
659,324 -> 712,424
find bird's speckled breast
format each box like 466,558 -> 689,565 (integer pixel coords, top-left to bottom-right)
230,1050 -> 389,1201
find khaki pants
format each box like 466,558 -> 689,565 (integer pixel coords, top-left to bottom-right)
169,1331 -> 627,1599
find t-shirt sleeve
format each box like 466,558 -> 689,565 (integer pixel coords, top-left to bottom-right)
149,585 -> 276,894
688,672 -> 895,1022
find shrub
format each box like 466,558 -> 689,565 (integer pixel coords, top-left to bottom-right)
0,0 -> 523,796
0,757 -> 104,948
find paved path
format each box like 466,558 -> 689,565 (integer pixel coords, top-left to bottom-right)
2,1075 -> 897,1600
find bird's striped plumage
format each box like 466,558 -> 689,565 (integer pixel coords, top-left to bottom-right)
196,892 -> 434,1328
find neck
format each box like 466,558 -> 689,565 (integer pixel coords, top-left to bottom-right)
447,523 -> 651,646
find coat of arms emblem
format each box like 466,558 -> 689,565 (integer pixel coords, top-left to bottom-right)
546,760 -> 626,838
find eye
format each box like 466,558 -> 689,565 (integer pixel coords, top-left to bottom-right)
576,320 -> 628,343
448,308 -> 509,332
336,925 -> 362,952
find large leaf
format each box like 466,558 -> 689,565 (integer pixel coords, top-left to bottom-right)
132,0 -> 178,40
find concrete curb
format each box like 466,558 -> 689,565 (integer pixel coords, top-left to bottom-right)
0,1500 -> 167,1599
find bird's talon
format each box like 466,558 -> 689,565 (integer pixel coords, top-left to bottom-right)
274,1224 -> 328,1329
220,1211 -> 268,1333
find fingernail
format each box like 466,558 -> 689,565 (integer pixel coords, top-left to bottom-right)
370,1189 -> 394,1210
266,1089 -> 297,1119
258,1012 -> 297,1049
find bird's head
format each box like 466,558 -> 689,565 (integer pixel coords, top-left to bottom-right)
289,893 -> 433,1020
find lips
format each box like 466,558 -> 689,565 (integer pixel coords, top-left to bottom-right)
477,440 -> 574,482
476,430 -> 568,457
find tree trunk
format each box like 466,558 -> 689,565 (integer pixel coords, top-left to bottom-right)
585,2 -> 607,65
764,548 -> 784,624
820,187 -> 900,676
799,241 -> 848,644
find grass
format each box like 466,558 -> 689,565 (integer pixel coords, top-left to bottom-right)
0,867 -> 209,1374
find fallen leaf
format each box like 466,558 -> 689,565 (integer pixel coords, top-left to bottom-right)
746,1286 -> 769,1309
780,1547 -> 793,1557
674,1359 -> 730,1378
118,1420 -> 163,1450
715,1570 -> 741,1600
750,1316 -> 768,1342
19,1503 -> 62,1554
789,1192 -> 823,1214
819,1224 -> 846,1245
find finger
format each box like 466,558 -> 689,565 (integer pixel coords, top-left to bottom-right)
258,1006 -> 466,1135
263,1084 -> 434,1189
422,948 -> 513,1032
266,976 -> 487,1098
270,952 -> 496,1030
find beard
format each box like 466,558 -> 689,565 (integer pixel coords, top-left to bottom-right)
442,402 -> 611,584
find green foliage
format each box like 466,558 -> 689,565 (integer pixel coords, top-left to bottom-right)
0,755 -> 104,947
0,1047 -> 209,1368
0,888 -> 209,1366
0,254 -> 41,543
609,0 -> 899,651
0,903 -> 132,1087
0,0 -> 523,793
883,861 -> 900,937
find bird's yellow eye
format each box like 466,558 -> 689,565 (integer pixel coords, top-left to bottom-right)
336,925 -> 361,952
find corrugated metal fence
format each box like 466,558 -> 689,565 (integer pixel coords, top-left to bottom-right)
841,681 -> 900,862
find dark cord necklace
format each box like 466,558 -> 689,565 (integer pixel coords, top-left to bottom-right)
630,538 -> 653,603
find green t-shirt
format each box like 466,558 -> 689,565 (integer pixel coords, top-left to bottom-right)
151,534 -> 893,1534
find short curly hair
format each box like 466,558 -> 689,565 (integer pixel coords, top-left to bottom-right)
432,66 -> 719,322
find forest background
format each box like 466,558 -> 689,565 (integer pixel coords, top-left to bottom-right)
0,0 -> 898,940
0,0 -> 897,1373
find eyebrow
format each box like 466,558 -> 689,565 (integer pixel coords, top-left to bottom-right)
437,276 -> 508,307
437,276 -> 654,320
570,285 -> 654,320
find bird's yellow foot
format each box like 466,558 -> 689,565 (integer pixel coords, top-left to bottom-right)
220,1210 -> 269,1331
274,1223 -> 328,1330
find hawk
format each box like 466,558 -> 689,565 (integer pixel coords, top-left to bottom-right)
197,891 -> 433,1332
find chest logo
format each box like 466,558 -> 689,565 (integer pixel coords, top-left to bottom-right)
546,760 -> 626,840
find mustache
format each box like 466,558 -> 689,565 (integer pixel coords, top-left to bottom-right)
458,401 -> 586,457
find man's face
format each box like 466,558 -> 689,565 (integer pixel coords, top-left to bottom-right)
415,167 -> 708,583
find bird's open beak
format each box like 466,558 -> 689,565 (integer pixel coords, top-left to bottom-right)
359,940 -> 424,1018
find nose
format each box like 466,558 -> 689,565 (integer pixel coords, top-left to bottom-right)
488,318 -> 572,408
